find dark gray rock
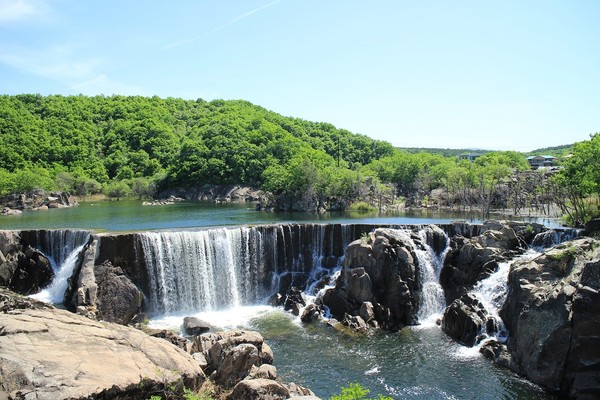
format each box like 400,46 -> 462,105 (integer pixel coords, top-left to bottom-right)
500,238 -> 600,397
441,293 -> 491,346
183,316 -> 212,336
94,261 -> 143,325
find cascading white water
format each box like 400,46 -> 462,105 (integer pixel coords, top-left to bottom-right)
139,224 -> 359,316
30,230 -> 91,304
415,227 -> 450,323
140,229 -> 254,314
531,228 -> 581,250
469,230 -> 579,345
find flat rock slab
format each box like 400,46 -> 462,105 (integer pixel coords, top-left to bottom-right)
0,296 -> 204,400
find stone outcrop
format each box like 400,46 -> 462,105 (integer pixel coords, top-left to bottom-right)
323,225 -> 447,331
191,329 -> 316,398
0,190 -> 77,211
440,221 -> 523,304
183,316 -> 212,336
499,237 -> 600,398
441,293 -> 496,346
0,288 -> 205,400
159,184 -> 263,203
64,238 -> 143,325
0,231 -> 54,295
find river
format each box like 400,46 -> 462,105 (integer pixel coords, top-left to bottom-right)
9,201 -> 563,399
0,199 -> 558,232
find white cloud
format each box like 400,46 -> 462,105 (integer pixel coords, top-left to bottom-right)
0,0 -> 47,24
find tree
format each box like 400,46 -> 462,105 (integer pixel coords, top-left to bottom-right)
552,133 -> 600,226
104,180 -> 131,201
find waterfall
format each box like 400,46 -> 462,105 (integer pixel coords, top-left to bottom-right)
415,227 -> 450,323
468,229 -> 580,345
138,224 -> 364,316
139,228 -> 264,315
531,228 -> 581,250
29,230 -> 91,304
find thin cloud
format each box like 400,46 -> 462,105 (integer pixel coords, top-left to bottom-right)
0,44 -> 99,81
161,0 -> 282,51
0,0 -> 47,24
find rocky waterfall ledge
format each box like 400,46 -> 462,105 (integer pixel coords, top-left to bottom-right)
0,221 -> 592,399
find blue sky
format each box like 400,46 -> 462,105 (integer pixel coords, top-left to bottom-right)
1,0 -> 598,151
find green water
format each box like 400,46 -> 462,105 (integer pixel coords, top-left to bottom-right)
0,200 -> 557,232
248,310 -> 559,400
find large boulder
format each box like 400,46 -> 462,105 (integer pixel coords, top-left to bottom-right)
440,222 -> 521,304
0,288 -> 205,400
323,226 -> 446,331
500,237 -> 600,398
65,239 -> 143,325
198,330 -> 271,387
183,316 -> 212,336
441,293 -> 495,346
227,378 -> 290,400
94,261 -> 143,324
0,241 -> 54,295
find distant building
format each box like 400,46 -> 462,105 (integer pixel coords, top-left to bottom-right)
458,153 -> 482,162
527,155 -> 557,169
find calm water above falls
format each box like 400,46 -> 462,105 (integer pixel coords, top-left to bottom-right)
0,200 -> 497,231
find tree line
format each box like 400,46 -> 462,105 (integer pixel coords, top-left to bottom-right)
0,94 -> 597,225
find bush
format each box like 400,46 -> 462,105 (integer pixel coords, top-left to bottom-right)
330,383 -> 392,400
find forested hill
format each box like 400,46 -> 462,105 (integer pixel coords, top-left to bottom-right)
0,94 -> 394,196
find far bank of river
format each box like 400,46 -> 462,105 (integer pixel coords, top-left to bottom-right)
0,200 -> 561,232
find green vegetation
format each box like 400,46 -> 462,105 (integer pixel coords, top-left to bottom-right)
551,133 -> 600,226
330,382 -> 393,400
0,94 -> 594,224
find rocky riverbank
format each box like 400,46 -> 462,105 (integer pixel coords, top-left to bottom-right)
0,288 -> 318,400
0,190 -> 78,215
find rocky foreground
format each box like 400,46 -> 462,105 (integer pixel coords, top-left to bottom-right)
0,288 -> 318,400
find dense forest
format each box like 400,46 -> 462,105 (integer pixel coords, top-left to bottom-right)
0,94 -> 597,225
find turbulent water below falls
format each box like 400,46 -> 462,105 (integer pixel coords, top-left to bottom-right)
149,307 -> 556,399
28,224 -> 575,399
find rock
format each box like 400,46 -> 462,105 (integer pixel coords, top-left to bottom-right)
202,330 -> 269,387
342,314 -> 369,332
283,286 -> 307,316
286,382 -> 317,397
183,316 -> 212,335
479,340 -> 514,370
323,227 -> 431,331
441,293 -> 493,346
247,364 -> 278,380
227,378 -> 290,400
65,238 -> 97,314
4,247 -> 54,295
260,342 -> 274,365
300,302 -> 321,323
94,261 -> 143,325
584,218 -> 600,235
0,288 -> 204,400
440,225 -> 521,304
1,207 -> 21,215
359,301 -> 375,324
145,328 -> 190,351
500,237 -> 600,397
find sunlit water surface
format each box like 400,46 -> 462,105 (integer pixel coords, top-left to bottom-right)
149,308 -> 557,400
0,199 -> 560,232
